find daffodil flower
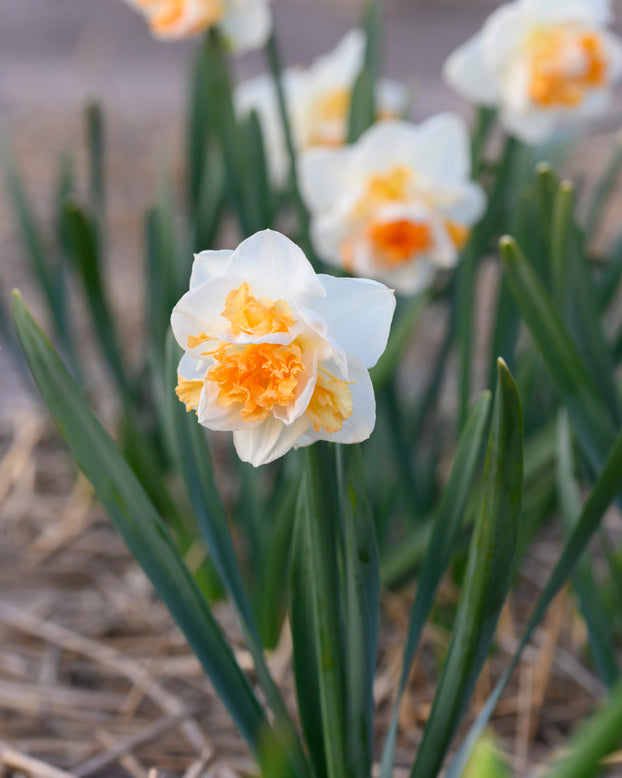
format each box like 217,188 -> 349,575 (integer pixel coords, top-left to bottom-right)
121,0 -> 272,51
299,115 -> 486,295
171,230 -> 395,466
444,0 -> 622,144
234,29 -> 409,183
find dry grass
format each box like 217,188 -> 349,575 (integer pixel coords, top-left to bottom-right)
0,412 -> 619,778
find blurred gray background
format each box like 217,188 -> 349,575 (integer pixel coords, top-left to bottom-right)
0,0 -> 621,417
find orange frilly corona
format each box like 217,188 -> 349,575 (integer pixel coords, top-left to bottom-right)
443,0 -> 622,144
171,230 -> 395,466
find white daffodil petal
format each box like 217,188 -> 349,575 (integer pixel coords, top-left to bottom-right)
443,32 -> 500,106
311,28 -> 365,90
499,106 -> 558,145
234,414 -> 312,466
171,278 -> 237,355
603,30 -> 622,81
178,351 -> 208,381
438,180 -> 487,225
227,229 -> 326,302
219,0 -> 272,52
408,112 -> 472,181
197,379 -> 253,432
522,0 -> 611,26
299,147 -> 353,212
190,250 -> 234,288
377,78 -> 411,118
314,275 -> 396,369
304,354 -> 375,445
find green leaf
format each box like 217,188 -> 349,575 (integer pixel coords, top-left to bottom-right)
379,391 -> 491,778
340,444 -> 380,778
193,139 -> 226,252
447,411 -> 622,778
12,291 -> 272,761
292,443 -> 348,778
549,183 -> 620,424
347,69 -> 375,144
162,335 -> 310,778
62,202 -> 131,401
500,236 -> 616,477
555,412 -> 619,687
85,102 -> 105,239
411,361 -> 523,778
545,678 -> 622,778
264,28 -> 315,263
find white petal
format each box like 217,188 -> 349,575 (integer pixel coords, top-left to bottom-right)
438,180 -> 487,225
309,28 -> 365,91
375,258 -> 437,296
226,229 -> 326,302
408,113 -> 472,181
443,32 -> 500,106
171,278 -> 235,355
499,105 -> 558,145
521,0 -> 611,26
190,250 -> 234,288
298,146 -> 353,212
234,73 -> 289,185
312,275 -> 395,368
234,414 -> 311,466
302,354 -> 375,445
220,0 -> 273,52
481,3 -> 532,74
178,351 -> 208,381
309,207 -> 351,268
198,378 -> 252,432
354,120 -> 423,177
377,78 -> 411,118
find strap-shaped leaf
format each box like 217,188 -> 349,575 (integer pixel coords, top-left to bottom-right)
555,413 -> 619,687
12,292 -> 272,763
292,443 -> 348,778
411,361 -> 523,778
379,391 -> 491,778
163,336 -> 310,778
340,444 -> 380,778
545,677 -> 622,778
500,236 -> 616,476
447,411 -> 622,778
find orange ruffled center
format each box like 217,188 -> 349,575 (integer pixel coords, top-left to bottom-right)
368,219 -> 434,267
527,27 -> 608,108
176,282 -> 353,433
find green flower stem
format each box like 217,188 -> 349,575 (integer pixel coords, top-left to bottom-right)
265,27 -> 317,265
299,443 -> 349,778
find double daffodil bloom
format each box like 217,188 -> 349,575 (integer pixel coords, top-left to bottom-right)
121,0 -> 272,51
171,230 -> 395,466
444,0 -> 622,144
299,115 -> 486,295
235,29 -> 408,183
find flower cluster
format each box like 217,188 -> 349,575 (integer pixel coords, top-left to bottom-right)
121,0 -> 273,50
235,29 -> 409,183
300,115 -> 486,295
444,0 -> 622,143
171,230 -> 395,466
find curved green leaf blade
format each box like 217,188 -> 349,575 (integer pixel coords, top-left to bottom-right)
379,391 -> 491,778
500,236 -> 615,476
545,678 -> 622,778
162,336 -> 309,778
556,412 -> 619,687
340,444 -> 380,778
447,413 -> 622,778
411,361 -> 523,778
12,292 -> 271,762
292,443 -> 348,778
